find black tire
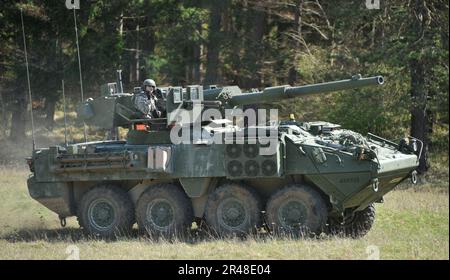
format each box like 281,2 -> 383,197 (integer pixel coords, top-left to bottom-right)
204,182 -> 262,237
265,184 -> 328,237
328,204 -> 375,238
136,183 -> 193,238
77,185 -> 134,238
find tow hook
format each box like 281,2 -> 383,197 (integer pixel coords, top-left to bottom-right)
59,216 -> 67,228
371,178 -> 379,192
411,170 -> 418,184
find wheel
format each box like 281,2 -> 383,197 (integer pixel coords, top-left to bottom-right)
265,184 -> 328,237
204,182 -> 262,237
135,183 -> 193,238
328,204 -> 375,238
77,185 -> 134,238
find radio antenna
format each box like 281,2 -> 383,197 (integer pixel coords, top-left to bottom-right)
20,8 -> 36,150
61,80 -> 68,147
73,8 -> 87,143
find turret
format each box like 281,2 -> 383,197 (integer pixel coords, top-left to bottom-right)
77,74 -> 384,130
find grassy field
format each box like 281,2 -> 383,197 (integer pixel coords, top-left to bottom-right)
0,166 -> 448,260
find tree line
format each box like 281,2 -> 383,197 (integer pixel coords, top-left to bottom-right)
0,0 -> 448,172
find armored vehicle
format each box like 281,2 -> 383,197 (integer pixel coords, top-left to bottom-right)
26,74 -> 421,238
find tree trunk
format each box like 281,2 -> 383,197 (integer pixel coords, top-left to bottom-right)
204,0 -> 225,86
192,45 -> 201,84
10,85 -> 27,142
242,8 -> 266,89
135,24 -> 140,82
409,0 -> 432,173
142,15 -> 155,55
192,22 -> 202,84
45,98 -> 56,130
45,29 -> 64,131
0,87 -> 6,137
288,0 -> 303,85
409,59 -> 430,173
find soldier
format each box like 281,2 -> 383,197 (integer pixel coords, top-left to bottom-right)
134,79 -> 164,118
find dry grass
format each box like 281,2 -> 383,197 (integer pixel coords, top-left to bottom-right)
0,167 -> 448,260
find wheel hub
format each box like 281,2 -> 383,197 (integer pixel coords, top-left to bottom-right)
157,207 -> 168,220
218,199 -> 247,228
279,200 -> 307,228
147,199 -> 174,229
98,208 -> 109,220
88,200 -> 116,230
226,208 -> 240,220
287,209 -> 301,221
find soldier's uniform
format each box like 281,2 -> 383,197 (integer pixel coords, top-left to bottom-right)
134,91 -> 161,118
134,78 -> 165,118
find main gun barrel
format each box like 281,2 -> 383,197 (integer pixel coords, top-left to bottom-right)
228,75 -> 384,106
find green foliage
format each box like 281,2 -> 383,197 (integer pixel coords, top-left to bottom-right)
143,55 -> 169,83
153,5 -> 207,84
0,0 -> 448,159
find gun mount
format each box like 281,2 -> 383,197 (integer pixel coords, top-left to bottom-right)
77,74 -> 384,130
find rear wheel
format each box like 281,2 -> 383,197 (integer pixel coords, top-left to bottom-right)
136,183 -> 193,238
265,184 -> 328,237
328,204 -> 375,238
204,182 -> 262,237
77,185 -> 134,238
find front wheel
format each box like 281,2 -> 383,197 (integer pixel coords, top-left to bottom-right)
327,204 -> 376,238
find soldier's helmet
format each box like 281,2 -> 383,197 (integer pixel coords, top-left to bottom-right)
143,79 -> 156,88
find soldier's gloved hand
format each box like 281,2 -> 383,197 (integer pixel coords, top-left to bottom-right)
156,110 -> 162,117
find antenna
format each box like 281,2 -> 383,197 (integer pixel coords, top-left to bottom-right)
61,80 -> 68,147
20,8 -> 36,150
73,8 -> 87,143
